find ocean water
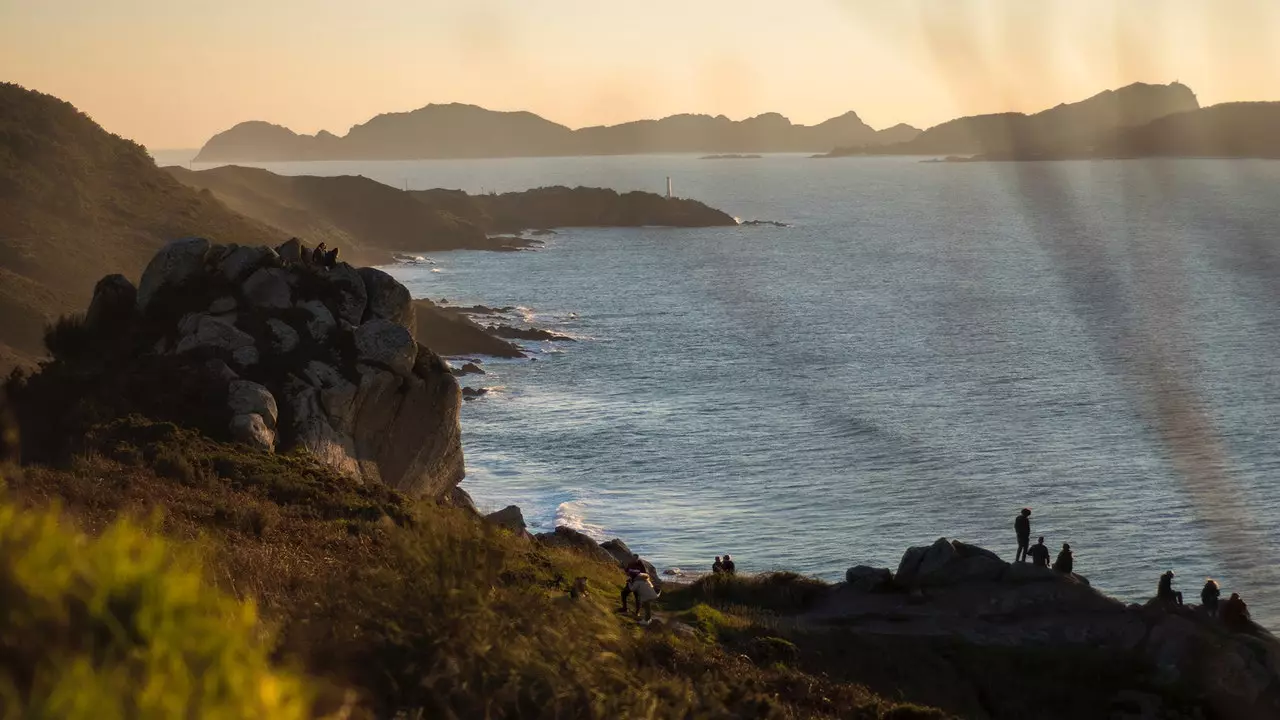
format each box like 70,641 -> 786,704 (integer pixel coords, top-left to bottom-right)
196,154 -> 1280,625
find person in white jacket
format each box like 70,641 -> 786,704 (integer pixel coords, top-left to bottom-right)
628,572 -> 660,623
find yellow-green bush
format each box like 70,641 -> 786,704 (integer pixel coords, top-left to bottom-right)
0,492 -> 311,719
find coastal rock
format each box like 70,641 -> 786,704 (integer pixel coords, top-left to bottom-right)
485,505 -> 527,534
1002,562 -> 1061,583
358,267 -> 414,332
136,237 -> 209,311
845,565 -> 893,592
354,319 -> 416,376
298,299 -> 336,342
451,362 -> 485,377
242,267 -> 293,309
919,555 -> 1009,587
536,526 -> 616,564
85,274 -> 137,331
219,245 -> 277,282
444,486 -> 477,513
600,538 -> 660,584
229,413 -> 275,452
266,318 -> 300,354
461,387 -> 488,399
321,263 -> 367,325
227,380 -> 278,429
489,324 -> 574,342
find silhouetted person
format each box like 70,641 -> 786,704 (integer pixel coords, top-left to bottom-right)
1014,508 -> 1032,562
1222,593 -> 1251,631
619,554 -> 646,613
1027,536 -> 1051,568
311,242 -> 328,266
1158,571 -> 1183,605
721,555 -> 736,575
1201,579 -> 1221,616
1052,543 -> 1073,574
712,556 -> 724,574
323,246 -> 339,268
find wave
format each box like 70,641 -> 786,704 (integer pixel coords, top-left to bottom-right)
554,500 -> 607,540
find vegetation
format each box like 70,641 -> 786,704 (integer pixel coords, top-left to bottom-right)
0,472 -> 311,719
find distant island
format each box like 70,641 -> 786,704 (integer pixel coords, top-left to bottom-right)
699,154 -> 762,160
815,81 -> 1215,160
193,105 -> 921,162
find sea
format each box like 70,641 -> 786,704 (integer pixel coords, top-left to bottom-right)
173,151 -> 1280,626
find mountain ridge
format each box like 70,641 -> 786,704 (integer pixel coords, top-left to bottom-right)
194,104 -> 921,161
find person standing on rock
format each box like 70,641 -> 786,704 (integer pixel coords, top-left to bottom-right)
1027,536 -> 1051,568
1158,571 -> 1183,605
1014,508 -> 1032,562
620,554 -> 647,614
1201,579 -> 1221,616
1052,543 -> 1073,574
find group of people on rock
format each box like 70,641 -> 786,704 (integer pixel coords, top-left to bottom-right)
1016,507 -> 1253,630
1014,508 -> 1074,574
711,555 -> 736,575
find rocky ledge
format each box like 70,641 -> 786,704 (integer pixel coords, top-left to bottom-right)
51,237 -> 467,500
823,537 -> 1280,719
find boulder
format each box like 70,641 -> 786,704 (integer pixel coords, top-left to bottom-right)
358,267 -> 414,333
242,267 -> 292,310
1002,562 -> 1062,583
600,538 -> 633,566
219,245 -> 277,282
227,380 -> 278,429
174,314 -> 258,367
845,565 -> 893,592
298,300 -> 335,342
918,555 -> 1009,587
896,537 -> 957,587
535,526 -> 616,564
281,376 -> 360,479
485,505 -> 527,534
85,274 -> 137,331
354,319 -> 416,376
276,238 -> 304,263
136,237 -> 209,311
444,486 -> 477,513
229,413 -> 275,452
208,296 -> 237,315
321,263 -> 367,325
951,540 -> 1003,563
266,318 -> 300,354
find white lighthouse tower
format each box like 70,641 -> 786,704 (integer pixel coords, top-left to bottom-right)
666,176 -> 673,200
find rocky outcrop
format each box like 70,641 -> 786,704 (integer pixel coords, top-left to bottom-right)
484,505 -> 528,535
824,538 -> 1280,719
535,526 -> 618,565
63,237 -> 465,501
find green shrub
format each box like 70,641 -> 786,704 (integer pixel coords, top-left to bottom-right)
0,490 -> 312,718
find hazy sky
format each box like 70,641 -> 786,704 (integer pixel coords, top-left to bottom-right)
3,0 -> 1279,149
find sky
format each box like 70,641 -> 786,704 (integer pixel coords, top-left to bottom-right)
3,0 -> 1279,149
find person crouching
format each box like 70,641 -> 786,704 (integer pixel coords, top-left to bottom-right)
629,572 -> 661,624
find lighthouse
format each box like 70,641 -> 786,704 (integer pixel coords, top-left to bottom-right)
666,176 -> 672,200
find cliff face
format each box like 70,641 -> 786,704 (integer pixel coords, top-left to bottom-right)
193,104 -> 913,161
0,83 -> 283,372
862,82 -> 1201,157
8,237 -> 466,501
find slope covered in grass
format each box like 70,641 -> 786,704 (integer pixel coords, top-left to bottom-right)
0,83 -> 283,372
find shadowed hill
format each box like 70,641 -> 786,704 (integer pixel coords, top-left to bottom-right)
0,83 -> 283,372
822,82 -> 1199,158
1092,102 -> 1280,159
195,103 -> 919,161
164,165 -> 491,260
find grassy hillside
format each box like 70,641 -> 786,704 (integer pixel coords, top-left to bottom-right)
164,165 -> 490,262
0,83 -> 283,372
0,412 -> 943,719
